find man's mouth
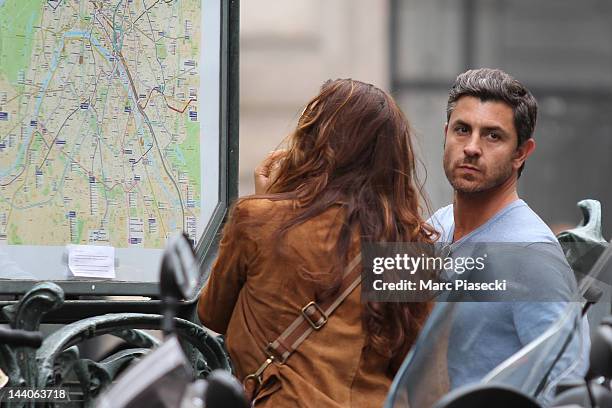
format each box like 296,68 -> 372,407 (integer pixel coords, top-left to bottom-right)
457,164 -> 480,173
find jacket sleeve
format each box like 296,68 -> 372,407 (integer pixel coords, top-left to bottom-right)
197,202 -> 253,334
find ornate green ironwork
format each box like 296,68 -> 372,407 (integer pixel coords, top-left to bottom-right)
110,328 -> 160,349
0,282 -> 64,391
56,346 -> 80,385
73,348 -> 150,407
557,199 -> 608,280
0,283 -> 231,407
35,312 -> 231,390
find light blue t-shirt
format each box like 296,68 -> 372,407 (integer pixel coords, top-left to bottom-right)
429,199 -> 589,390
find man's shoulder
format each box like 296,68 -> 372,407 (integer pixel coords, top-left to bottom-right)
426,200 -> 560,243
486,200 -> 558,243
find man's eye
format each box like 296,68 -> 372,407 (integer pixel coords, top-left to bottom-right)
455,126 -> 468,134
487,132 -> 500,140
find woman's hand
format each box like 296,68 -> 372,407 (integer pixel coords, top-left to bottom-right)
254,150 -> 286,194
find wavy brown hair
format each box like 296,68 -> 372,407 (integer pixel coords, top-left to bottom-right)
244,79 -> 436,366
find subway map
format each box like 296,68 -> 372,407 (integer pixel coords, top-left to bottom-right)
0,0 -> 201,248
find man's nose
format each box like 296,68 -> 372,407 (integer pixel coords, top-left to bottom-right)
463,135 -> 482,157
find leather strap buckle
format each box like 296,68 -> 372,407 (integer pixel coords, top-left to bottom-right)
301,301 -> 327,330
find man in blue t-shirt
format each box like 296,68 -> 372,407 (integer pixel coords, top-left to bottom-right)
428,68 -> 589,391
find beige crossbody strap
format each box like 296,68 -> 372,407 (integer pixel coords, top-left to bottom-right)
243,253 -> 363,397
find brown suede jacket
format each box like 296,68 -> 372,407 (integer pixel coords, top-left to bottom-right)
198,198 -> 409,407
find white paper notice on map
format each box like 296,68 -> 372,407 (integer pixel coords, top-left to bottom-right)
67,245 -> 116,279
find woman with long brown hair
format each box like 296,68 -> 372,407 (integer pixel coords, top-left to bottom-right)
198,79 -> 436,407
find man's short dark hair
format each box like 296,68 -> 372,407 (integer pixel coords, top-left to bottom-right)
446,68 -> 538,176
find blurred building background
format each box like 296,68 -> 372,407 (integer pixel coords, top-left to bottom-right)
239,0 -> 389,193
239,0 -> 612,239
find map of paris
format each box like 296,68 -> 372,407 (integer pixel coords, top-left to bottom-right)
0,0 -> 202,248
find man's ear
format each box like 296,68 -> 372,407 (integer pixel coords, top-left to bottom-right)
513,138 -> 536,170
